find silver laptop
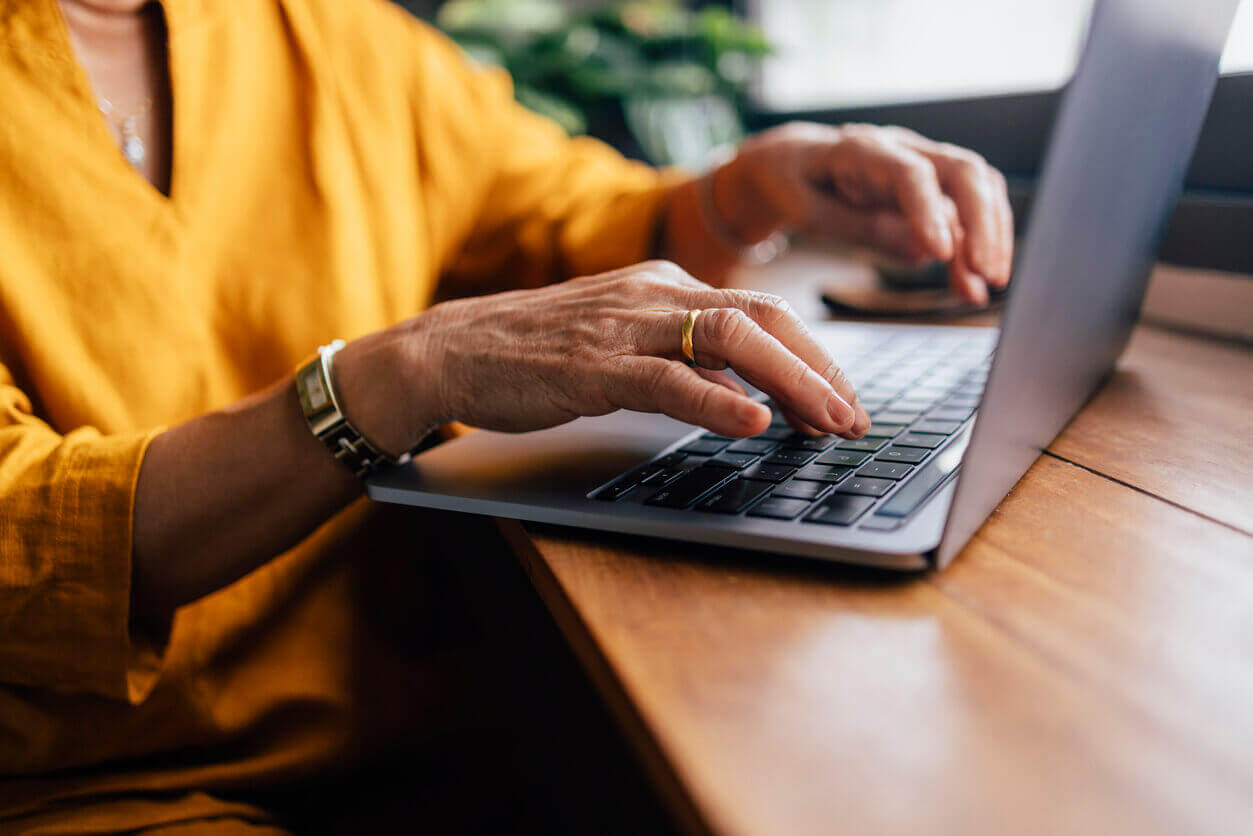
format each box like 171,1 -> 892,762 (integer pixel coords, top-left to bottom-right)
369,0 -> 1239,571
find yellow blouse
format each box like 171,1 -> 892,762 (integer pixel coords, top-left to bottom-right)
0,0 -> 675,828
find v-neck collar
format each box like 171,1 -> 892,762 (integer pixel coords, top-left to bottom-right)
9,0 -> 191,212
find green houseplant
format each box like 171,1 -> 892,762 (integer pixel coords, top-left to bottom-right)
436,0 -> 771,167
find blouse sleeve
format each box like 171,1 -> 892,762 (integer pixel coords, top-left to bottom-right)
300,0 -> 689,295
400,11 -> 689,295
0,363 -> 165,703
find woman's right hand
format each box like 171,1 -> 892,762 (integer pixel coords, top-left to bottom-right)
334,261 -> 871,456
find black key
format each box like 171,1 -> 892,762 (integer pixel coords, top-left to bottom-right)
650,468 -> 686,487
700,433 -> 737,442
896,432 -> 946,449
633,464 -> 674,486
653,452 -> 687,469
707,451 -> 761,470
742,462 -> 797,482
793,464 -> 854,483
749,497 -> 814,520
835,476 -> 895,498
728,438 -> 778,455
862,423 -> 905,439
876,445 -> 930,464
781,434 -> 837,452
912,419 -> 963,435
835,437 -> 888,453
926,406 -> 974,422
598,460 -> 670,500
680,437 -> 728,456
815,449 -> 871,467
596,480 -> 640,501
756,425 -> 794,440
646,467 -> 732,508
766,448 -> 818,467
805,494 -> 875,526
876,451 -> 962,518
873,410 -> 921,425
772,479 -> 832,501
698,478 -> 774,514
857,461 -> 913,480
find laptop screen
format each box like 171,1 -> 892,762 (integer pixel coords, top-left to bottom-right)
748,0 -> 1253,112
935,0 -> 1242,564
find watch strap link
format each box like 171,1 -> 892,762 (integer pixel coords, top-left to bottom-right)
296,340 -> 408,478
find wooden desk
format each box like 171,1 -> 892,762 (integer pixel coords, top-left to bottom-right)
503,253 -> 1253,836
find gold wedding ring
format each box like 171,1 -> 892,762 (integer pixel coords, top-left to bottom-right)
681,309 -> 701,367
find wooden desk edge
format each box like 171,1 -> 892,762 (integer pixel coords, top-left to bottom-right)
495,518 -> 715,836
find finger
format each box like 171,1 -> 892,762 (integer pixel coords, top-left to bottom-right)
605,356 -> 770,437
694,367 -> 746,396
800,195 -> 934,265
636,259 -> 711,292
990,169 -> 1015,286
847,388 -> 871,437
694,290 -> 871,436
635,299 -> 861,435
782,406 -> 825,437
692,307 -> 855,435
883,132 -> 1007,283
582,259 -> 709,291
826,139 -> 955,262
943,202 -> 989,306
950,258 -> 988,307
936,159 -> 999,282
575,260 -> 712,310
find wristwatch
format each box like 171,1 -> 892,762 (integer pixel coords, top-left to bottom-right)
295,339 -> 411,478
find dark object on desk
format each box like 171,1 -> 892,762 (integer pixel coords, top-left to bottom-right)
821,259 -> 1005,319
878,259 -> 951,291
821,282 -> 1005,319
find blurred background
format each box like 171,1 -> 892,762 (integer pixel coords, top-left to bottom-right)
392,0 -> 1253,273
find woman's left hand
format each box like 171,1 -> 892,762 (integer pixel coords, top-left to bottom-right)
713,122 -> 1015,305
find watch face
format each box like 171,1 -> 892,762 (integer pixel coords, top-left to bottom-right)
304,366 -> 330,411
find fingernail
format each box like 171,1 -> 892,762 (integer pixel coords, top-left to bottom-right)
827,392 -> 855,427
978,250 -> 999,282
971,279 -> 990,307
852,407 -> 871,436
933,219 -> 953,256
738,400 -> 769,426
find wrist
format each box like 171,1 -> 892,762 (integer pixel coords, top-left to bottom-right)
710,151 -> 789,246
332,325 -> 443,459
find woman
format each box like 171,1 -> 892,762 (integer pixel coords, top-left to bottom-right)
0,0 -> 1013,831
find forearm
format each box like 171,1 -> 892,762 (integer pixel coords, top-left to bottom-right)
131,330 -> 428,622
131,374 -> 361,620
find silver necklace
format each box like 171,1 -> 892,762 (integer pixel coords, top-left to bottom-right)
98,96 -> 153,167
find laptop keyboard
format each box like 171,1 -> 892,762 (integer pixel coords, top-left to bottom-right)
591,330 -> 996,531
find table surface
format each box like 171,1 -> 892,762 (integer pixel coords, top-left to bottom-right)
500,252 -> 1253,836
